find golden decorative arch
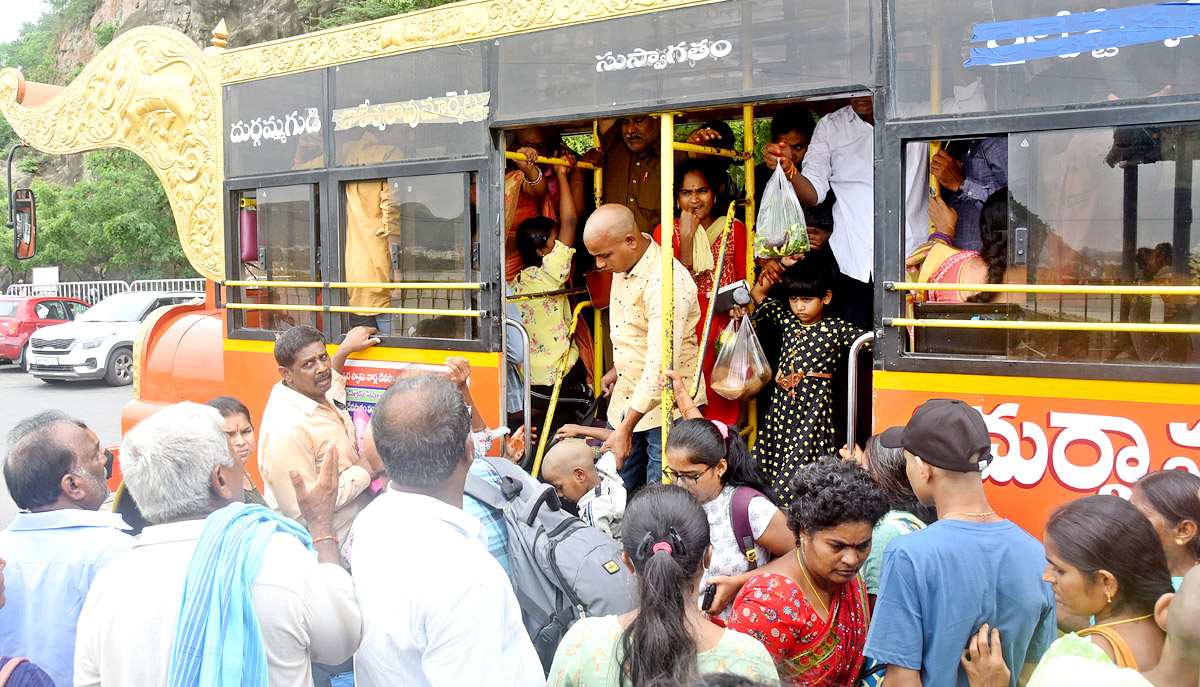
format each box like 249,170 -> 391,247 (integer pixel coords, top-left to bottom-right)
0,26 -> 224,281
218,0 -> 716,83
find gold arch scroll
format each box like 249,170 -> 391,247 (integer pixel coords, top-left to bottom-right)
0,26 -> 224,282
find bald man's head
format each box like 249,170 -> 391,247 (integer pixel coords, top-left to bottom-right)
583,204 -> 647,274
541,439 -> 601,504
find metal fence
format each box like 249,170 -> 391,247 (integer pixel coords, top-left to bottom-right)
5,278 -> 206,304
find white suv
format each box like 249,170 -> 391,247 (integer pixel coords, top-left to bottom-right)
28,290 -> 202,386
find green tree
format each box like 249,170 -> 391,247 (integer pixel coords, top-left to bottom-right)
308,0 -> 465,31
0,150 -> 196,284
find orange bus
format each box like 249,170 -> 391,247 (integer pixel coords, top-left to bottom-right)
3,0 -> 1200,536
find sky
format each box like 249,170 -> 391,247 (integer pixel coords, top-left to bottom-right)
2,0 -> 50,43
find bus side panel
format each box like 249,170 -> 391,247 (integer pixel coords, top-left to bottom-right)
223,342 -> 502,490
873,370 -> 1200,538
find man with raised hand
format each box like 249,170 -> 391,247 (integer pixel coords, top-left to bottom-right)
258,324 -> 384,545
75,402 -> 359,687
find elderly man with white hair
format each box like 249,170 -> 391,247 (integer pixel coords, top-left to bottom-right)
73,402 -> 361,687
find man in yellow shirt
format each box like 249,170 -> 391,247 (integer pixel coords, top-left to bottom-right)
584,204 -> 705,490
258,325 -> 384,546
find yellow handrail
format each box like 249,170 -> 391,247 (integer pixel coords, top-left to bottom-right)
671,141 -> 752,159
225,280 -> 483,290
890,282 -> 1200,296
742,103 -> 758,450
503,151 -> 599,170
531,300 -> 593,478
887,317 -> 1200,334
691,202 -> 738,398
505,287 -> 588,303
660,113 -> 676,483
224,302 -> 482,317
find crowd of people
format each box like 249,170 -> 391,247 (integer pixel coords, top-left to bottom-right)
2,105 -> 1199,687
1,332 -> 1199,687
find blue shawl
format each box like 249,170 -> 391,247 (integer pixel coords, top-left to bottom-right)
167,502 -> 313,687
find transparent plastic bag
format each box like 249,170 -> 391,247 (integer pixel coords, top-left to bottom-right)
709,314 -> 773,400
754,164 -> 810,258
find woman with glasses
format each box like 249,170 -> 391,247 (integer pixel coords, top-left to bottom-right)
663,416 -> 794,620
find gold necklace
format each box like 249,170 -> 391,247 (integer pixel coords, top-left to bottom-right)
796,546 -> 830,616
1091,613 -> 1154,629
941,510 -> 997,519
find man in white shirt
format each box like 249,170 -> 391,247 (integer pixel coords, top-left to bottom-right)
74,402 -> 360,687
350,373 -> 544,687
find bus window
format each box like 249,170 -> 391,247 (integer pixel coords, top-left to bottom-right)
234,184 -> 320,331
341,172 -> 479,341
904,124 -> 1200,365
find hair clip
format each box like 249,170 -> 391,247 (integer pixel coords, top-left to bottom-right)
711,420 -> 729,439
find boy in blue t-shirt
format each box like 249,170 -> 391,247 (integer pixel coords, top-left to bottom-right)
864,399 -> 1056,687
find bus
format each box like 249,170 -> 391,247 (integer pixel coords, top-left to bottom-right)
2,0 -> 1199,536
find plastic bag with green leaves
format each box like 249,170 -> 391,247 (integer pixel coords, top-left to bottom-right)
754,164 -> 809,258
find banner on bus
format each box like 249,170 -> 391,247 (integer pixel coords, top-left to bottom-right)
874,371 -> 1200,538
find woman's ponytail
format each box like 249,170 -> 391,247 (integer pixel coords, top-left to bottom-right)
620,485 -> 711,687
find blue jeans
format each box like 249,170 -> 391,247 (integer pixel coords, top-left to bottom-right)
611,424 -> 664,492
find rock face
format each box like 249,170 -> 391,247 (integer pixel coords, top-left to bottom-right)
50,0 -> 343,83
31,0 -> 342,186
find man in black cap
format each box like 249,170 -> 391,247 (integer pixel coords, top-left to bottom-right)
863,399 -> 1056,687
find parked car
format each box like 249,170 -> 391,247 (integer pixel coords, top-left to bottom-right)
28,290 -> 202,386
0,296 -> 91,372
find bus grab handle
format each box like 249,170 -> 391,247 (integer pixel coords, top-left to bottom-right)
845,331 -> 875,457
506,317 -> 533,461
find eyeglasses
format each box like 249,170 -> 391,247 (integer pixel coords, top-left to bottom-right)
664,464 -> 712,486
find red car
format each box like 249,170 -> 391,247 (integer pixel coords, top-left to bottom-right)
0,296 -> 91,371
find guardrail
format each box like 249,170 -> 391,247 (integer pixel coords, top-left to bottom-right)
6,278 -> 206,303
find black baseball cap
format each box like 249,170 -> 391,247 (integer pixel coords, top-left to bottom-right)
879,399 -> 992,472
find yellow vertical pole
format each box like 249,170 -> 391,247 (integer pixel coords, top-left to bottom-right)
660,113 -> 675,483
742,104 -> 758,450
593,307 -> 603,397
593,121 -> 607,400
743,104 -> 756,283
593,122 -> 604,209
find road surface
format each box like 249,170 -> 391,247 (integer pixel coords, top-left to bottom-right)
0,363 -> 133,528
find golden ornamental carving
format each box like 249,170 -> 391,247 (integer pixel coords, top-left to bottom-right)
0,26 -> 225,282
219,0 -> 717,83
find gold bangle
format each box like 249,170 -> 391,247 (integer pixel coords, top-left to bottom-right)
677,403 -> 697,414
312,535 -> 340,547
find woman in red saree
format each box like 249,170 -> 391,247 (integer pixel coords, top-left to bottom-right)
726,458 -> 890,686
653,158 -> 748,425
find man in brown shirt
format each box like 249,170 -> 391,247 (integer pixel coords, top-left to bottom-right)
580,117 -> 663,234
584,205 -> 704,490
258,325 -> 384,546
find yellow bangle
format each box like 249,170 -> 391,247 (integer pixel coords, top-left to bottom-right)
312,535 -> 340,547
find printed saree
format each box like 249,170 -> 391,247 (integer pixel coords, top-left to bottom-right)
727,572 -> 871,686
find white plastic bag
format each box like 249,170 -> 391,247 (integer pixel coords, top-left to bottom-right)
709,314 -> 773,400
754,164 -> 809,258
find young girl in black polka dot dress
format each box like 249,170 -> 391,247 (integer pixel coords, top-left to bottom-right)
746,252 -> 865,505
